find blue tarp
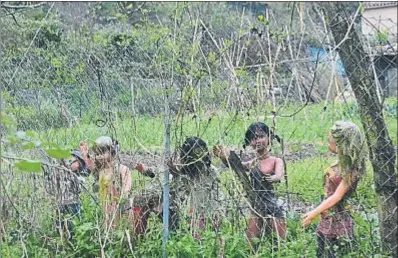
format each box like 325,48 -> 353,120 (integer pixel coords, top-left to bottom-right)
309,47 -> 347,77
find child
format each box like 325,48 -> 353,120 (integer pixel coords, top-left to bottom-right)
302,121 -> 367,257
167,136 -> 223,240
49,141 -> 92,239
91,136 -> 155,231
213,122 -> 286,249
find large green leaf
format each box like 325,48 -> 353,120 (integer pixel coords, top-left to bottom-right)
45,148 -> 71,159
15,160 -> 42,173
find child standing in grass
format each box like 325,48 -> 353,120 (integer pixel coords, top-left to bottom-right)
91,136 -> 155,231
49,141 -> 92,239
303,121 -> 367,257
167,136 -> 223,240
213,122 -> 286,250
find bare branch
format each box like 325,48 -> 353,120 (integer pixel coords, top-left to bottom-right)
3,7 -> 23,27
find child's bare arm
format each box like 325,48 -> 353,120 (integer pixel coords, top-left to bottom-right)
213,144 -> 230,167
303,178 -> 353,227
213,144 -> 252,171
120,166 -> 132,198
79,141 -> 95,171
242,159 -> 255,170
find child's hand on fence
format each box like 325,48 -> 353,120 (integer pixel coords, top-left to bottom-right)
213,144 -> 227,159
79,140 -> 95,171
79,141 -> 89,157
135,163 -> 145,173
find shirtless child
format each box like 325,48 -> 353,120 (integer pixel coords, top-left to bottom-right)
213,122 -> 286,249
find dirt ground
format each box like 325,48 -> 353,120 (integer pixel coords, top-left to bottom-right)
23,141 -> 325,171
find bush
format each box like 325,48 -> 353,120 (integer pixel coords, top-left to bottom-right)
13,105 -> 66,131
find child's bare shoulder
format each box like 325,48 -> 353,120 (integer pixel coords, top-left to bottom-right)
268,156 -> 283,164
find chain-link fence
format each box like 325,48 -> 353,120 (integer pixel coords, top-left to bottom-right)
0,2 -> 397,257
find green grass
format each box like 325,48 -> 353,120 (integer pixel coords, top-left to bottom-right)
2,100 -> 396,257
30,100 -> 398,154
279,157 -> 330,203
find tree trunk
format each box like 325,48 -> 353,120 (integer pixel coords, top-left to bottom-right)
323,3 -> 397,256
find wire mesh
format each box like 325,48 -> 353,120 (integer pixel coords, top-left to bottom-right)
0,2 -> 397,257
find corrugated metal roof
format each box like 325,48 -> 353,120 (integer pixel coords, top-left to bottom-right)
364,2 -> 398,10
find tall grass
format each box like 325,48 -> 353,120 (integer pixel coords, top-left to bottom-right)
2,100 -> 396,257
32,100 -> 397,153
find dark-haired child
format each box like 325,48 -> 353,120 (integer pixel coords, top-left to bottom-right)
167,136 -> 223,239
213,122 -> 286,248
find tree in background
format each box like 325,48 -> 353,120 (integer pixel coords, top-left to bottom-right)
323,2 -> 397,256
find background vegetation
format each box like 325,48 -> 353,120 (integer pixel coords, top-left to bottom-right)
1,2 -> 396,257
